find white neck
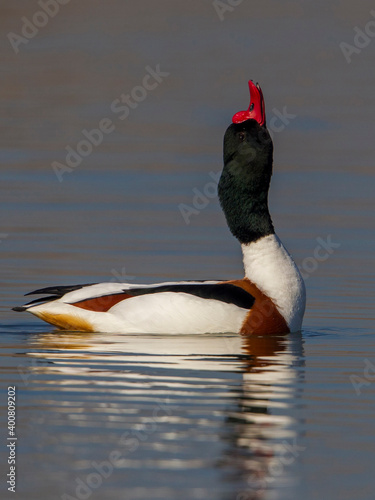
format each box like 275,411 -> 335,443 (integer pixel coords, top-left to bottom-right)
241,234 -> 306,332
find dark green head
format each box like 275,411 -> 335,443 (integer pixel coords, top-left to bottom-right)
218,119 -> 275,244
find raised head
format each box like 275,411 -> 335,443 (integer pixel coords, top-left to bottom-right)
218,81 -> 274,244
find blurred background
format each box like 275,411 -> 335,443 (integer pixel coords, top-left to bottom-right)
1,0 -> 374,326
0,3 -> 375,500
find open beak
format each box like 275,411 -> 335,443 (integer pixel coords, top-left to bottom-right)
232,80 -> 266,126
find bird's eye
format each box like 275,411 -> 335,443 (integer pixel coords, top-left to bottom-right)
238,132 -> 246,142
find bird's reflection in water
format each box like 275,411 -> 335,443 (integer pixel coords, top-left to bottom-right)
21,329 -> 304,500
221,332 -> 304,500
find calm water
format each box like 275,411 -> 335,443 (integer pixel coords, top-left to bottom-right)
1,2 -> 375,499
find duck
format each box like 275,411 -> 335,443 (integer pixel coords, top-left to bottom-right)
13,80 -> 306,335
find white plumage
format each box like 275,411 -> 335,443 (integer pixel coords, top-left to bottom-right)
241,234 -> 306,332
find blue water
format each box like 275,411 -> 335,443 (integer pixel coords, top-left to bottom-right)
1,2 -> 375,499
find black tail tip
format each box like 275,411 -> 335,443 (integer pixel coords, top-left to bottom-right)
12,306 -> 27,312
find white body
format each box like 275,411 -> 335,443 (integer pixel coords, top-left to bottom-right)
26,234 -> 305,334
27,281 -> 249,334
241,234 -> 306,332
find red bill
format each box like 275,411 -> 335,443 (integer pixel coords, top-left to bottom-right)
232,80 -> 266,126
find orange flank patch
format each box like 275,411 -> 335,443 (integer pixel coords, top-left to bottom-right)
72,293 -> 132,312
226,278 -> 289,335
34,312 -> 94,332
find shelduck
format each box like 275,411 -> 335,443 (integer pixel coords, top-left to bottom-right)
13,81 -> 306,334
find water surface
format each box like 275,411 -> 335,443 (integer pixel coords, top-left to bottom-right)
1,2 -> 375,499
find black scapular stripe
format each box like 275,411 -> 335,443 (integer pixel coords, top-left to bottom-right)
24,283 -> 95,297
13,282 -> 255,312
126,283 -> 255,309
